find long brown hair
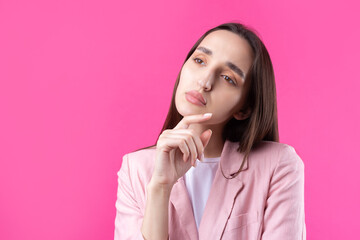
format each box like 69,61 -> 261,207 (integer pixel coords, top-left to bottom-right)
136,22 -> 279,179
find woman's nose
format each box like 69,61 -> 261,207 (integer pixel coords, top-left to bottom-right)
198,72 -> 215,91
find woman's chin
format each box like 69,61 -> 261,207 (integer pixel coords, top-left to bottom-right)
177,108 -> 204,117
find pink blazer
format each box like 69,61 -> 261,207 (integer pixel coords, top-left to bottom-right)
114,140 -> 306,240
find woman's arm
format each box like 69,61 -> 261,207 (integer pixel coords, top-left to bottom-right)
261,146 -> 306,240
114,154 -> 172,240
141,180 -> 173,240
115,114 -> 212,240
140,114 -> 212,239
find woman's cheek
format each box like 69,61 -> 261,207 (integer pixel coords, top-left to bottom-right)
214,98 -> 241,122
181,65 -> 196,82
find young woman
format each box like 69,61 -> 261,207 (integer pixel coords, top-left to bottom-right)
114,22 -> 306,240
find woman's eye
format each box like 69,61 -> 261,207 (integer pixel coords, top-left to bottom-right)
222,75 -> 237,86
193,58 -> 205,65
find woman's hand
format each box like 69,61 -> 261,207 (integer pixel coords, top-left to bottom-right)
150,113 -> 213,188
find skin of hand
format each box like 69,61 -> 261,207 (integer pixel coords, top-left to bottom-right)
151,113 -> 213,188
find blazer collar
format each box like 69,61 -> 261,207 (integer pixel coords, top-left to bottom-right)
169,139 -> 248,240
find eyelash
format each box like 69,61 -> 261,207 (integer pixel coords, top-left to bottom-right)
192,57 -> 237,86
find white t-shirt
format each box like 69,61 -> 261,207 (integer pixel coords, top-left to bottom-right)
184,156 -> 221,230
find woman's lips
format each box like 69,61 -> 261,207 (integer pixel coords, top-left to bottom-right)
185,91 -> 206,106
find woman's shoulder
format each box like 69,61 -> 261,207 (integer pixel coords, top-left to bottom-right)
123,145 -> 157,163
120,145 -> 157,178
252,140 -> 299,155
249,140 -> 304,168
127,145 -> 157,155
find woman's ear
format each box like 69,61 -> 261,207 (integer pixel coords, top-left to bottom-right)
233,108 -> 252,120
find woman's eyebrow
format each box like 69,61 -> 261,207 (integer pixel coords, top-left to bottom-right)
226,62 -> 245,79
196,46 -> 246,79
196,46 -> 213,56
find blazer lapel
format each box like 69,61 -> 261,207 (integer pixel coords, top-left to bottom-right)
199,140 -> 249,240
169,177 -> 199,240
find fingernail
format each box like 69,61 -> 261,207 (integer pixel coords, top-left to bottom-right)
200,153 -> 204,162
203,113 -> 212,118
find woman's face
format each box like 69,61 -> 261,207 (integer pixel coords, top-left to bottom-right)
175,30 -> 254,126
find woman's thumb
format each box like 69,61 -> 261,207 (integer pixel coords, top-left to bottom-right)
200,129 -> 213,149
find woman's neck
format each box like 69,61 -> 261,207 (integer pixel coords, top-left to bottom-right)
188,123 -> 225,158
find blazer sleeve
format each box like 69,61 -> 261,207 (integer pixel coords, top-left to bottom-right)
114,153 -> 145,240
261,146 -> 306,240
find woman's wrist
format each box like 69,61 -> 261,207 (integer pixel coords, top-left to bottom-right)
147,178 -> 174,195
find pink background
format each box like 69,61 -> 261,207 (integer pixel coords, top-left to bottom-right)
0,0 -> 359,239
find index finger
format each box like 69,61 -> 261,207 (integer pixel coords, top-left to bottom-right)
174,113 -> 213,129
